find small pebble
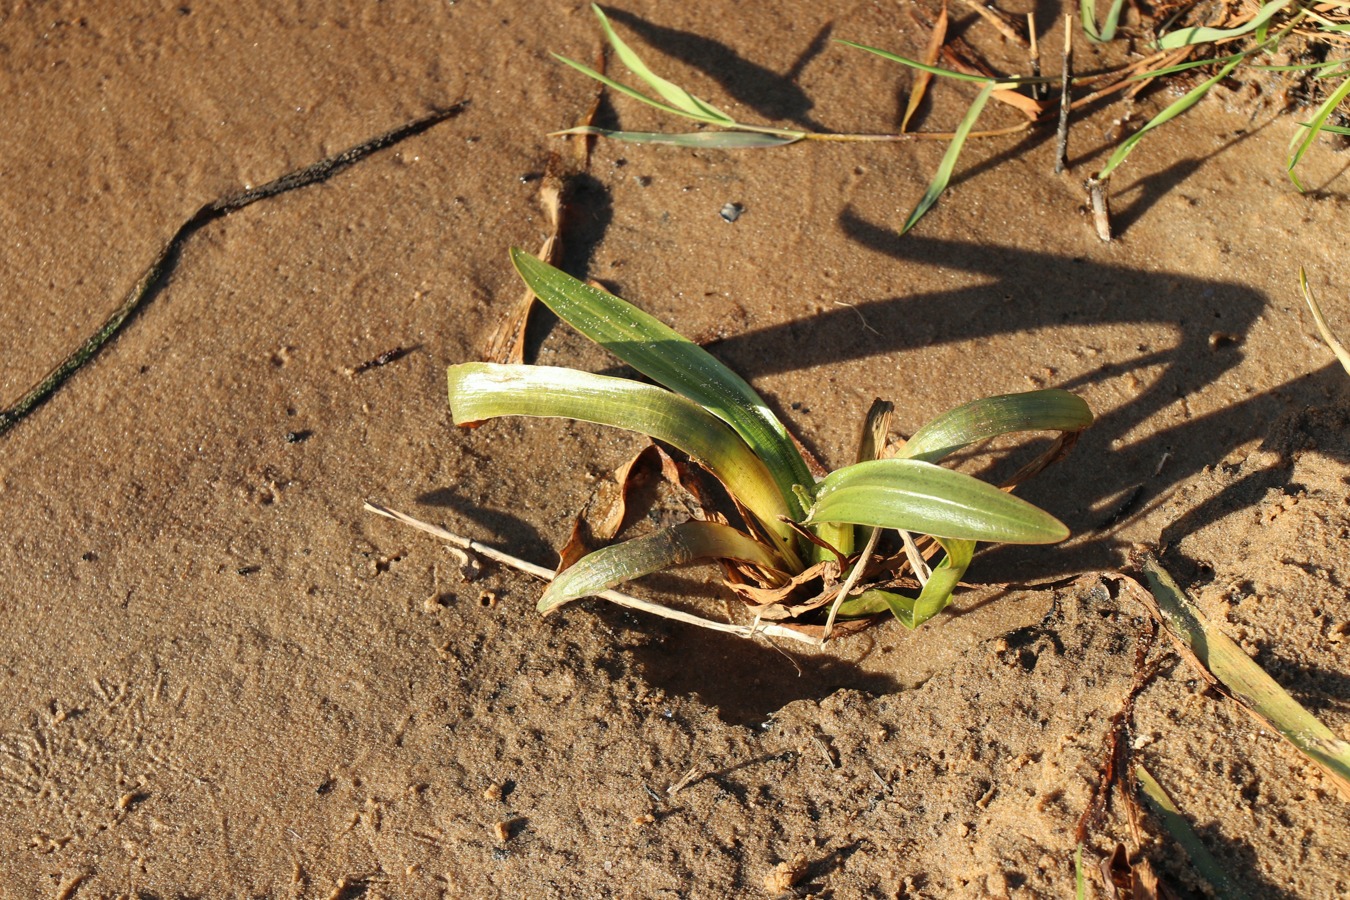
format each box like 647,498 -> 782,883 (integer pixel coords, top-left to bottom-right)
719,202 -> 744,223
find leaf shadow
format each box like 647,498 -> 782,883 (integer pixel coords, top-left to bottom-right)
698,212 -> 1344,582
600,6 -> 830,130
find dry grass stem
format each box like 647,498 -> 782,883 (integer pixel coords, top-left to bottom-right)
363,501 -> 819,646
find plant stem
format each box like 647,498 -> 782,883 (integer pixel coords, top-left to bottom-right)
364,501 -> 818,646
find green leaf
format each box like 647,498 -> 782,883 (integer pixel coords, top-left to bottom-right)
838,40 -> 1000,84
1080,0 -> 1128,42
1133,49 -> 1247,79
1156,0 -> 1292,48
1141,556 -> 1350,798
1136,765 -> 1255,899
805,458 -> 1069,544
552,53 -> 717,124
589,4 -> 735,124
898,389 -> 1093,463
447,362 -> 799,561
1096,55 -> 1242,181
552,125 -> 804,148
1288,74 -> 1350,190
901,81 -> 995,234
539,520 -> 784,613
843,535 -> 974,627
509,249 -> 815,519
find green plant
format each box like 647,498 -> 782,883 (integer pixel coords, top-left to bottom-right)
445,250 -> 1092,640
552,4 -> 1025,236
551,4 -> 1348,237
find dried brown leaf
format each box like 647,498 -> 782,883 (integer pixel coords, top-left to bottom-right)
902,3 -> 948,133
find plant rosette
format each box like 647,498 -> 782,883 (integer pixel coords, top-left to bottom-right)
445,249 -> 1093,640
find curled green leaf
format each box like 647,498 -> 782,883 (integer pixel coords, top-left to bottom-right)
898,389 -> 1093,463
509,249 -> 814,519
447,361 -> 798,560
540,520 -> 785,613
806,458 -> 1069,544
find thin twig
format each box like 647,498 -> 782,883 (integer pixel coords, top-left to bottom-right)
364,501 -> 819,646
1055,15 -> 1073,174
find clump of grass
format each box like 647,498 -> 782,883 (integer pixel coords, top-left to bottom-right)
434,249 -> 1091,642
550,3 -> 1348,238
552,4 -> 1033,236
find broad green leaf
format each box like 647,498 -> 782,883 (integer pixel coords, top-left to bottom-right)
842,535 -> 975,627
1288,75 -> 1350,190
539,520 -> 784,613
898,389 -> 1093,463
1157,0 -> 1292,48
447,362 -> 799,561
509,249 -> 815,519
1097,56 -> 1242,181
552,125 -> 804,148
806,458 -> 1069,544
901,81 -> 995,234
589,4 -> 735,124
1081,0 -> 1128,42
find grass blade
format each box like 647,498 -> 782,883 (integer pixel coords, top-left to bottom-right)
552,126 -> 804,148
839,40 -> 1004,84
1299,267 -> 1350,376
1135,764 -> 1253,899
539,521 -> 784,613
805,458 -> 1069,544
897,389 -> 1092,463
901,81 -> 996,234
552,53 -> 715,123
447,361 -> 798,559
589,4 -> 734,124
1080,0 -> 1128,42
1096,56 -> 1242,180
1138,555 -> 1350,800
1156,0 -> 1293,49
1287,74 -> 1350,190
509,249 -> 815,518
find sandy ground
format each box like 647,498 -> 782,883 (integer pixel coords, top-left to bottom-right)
1,1 -> 1348,897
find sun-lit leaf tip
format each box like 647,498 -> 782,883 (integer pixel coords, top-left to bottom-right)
898,389 -> 1093,463
806,458 -> 1069,544
587,3 -> 735,125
